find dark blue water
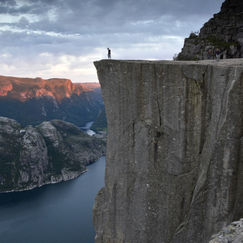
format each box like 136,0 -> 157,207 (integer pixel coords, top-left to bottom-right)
0,157 -> 106,243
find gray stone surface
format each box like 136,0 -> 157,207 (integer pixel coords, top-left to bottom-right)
209,219 -> 243,243
93,59 -> 243,243
178,0 -> 243,60
0,117 -> 105,192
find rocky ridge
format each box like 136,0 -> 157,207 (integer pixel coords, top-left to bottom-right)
93,59 -> 243,243
0,75 -> 100,102
0,75 -> 106,129
0,117 -> 105,193
178,0 -> 243,60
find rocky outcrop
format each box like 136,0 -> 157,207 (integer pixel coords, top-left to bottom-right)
0,75 -> 106,129
178,0 -> 243,60
93,59 -> 243,243
0,117 -> 105,193
209,219 -> 243,243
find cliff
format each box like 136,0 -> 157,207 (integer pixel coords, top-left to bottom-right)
93,59 -> 243,243
0,75 -> 100,102
0,75 -> 106,129
178,0 -> 243,60
0,117 -> 105,193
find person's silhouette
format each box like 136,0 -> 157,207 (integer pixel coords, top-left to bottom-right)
107,48 -> 111,59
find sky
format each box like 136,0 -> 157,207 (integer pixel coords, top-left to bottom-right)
0,0 -> 224,83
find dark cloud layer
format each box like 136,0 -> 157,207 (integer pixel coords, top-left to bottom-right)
1,0 -> 224,33
0,0 -> 224,82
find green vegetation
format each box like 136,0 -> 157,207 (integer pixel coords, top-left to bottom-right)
176,53 -> 200,61
188,32 -> 199,39
91,108 -> 107,132
187,32 -> 239,49
187,32 -> 201,45
0,117 -> 106,192
204,35 -> 239,49
0,91 -> 104,128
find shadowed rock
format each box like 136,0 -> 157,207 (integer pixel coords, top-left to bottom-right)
0,117 -> 105,192
178,0 -> 243,60
93,59 -> 243,243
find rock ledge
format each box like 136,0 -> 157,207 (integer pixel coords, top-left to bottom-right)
94,59 -> 243,243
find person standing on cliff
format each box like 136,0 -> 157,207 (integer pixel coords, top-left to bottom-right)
215,48 -> 221,61
207,48 -> 213,59
107,48 -> 111,59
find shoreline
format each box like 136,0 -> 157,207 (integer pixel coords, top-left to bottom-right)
0,169 -> 87,194
0,156 -> 105,194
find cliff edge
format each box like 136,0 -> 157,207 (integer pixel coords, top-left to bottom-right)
93,59 -> 243,243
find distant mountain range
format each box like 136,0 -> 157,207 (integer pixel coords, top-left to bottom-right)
0,75 -> 107,131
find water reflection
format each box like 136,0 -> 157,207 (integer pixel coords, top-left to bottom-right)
0,157 -> 105,243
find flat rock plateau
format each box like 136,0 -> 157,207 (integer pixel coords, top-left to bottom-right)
93,59 -> 243,243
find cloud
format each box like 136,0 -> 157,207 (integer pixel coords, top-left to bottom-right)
0,0 -> 224,82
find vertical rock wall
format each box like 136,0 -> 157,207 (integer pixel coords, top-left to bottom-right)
93,59 -> 243,243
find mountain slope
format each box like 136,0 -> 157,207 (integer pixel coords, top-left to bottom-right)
178,0 -> 243,60
0,117 -> 105,193
0,75 -> 106,128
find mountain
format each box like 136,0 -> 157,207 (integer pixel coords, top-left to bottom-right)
0,75 -> 98,102
0,117 -> 105,193
177,0 -> 243,60
0,75 -> 106,129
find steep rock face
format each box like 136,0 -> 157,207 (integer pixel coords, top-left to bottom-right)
93,59 -> 243,243
0,117 -> 105,192
0,75 -> 106,128
209,219 -> 243,242
178,0 -> 243,60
